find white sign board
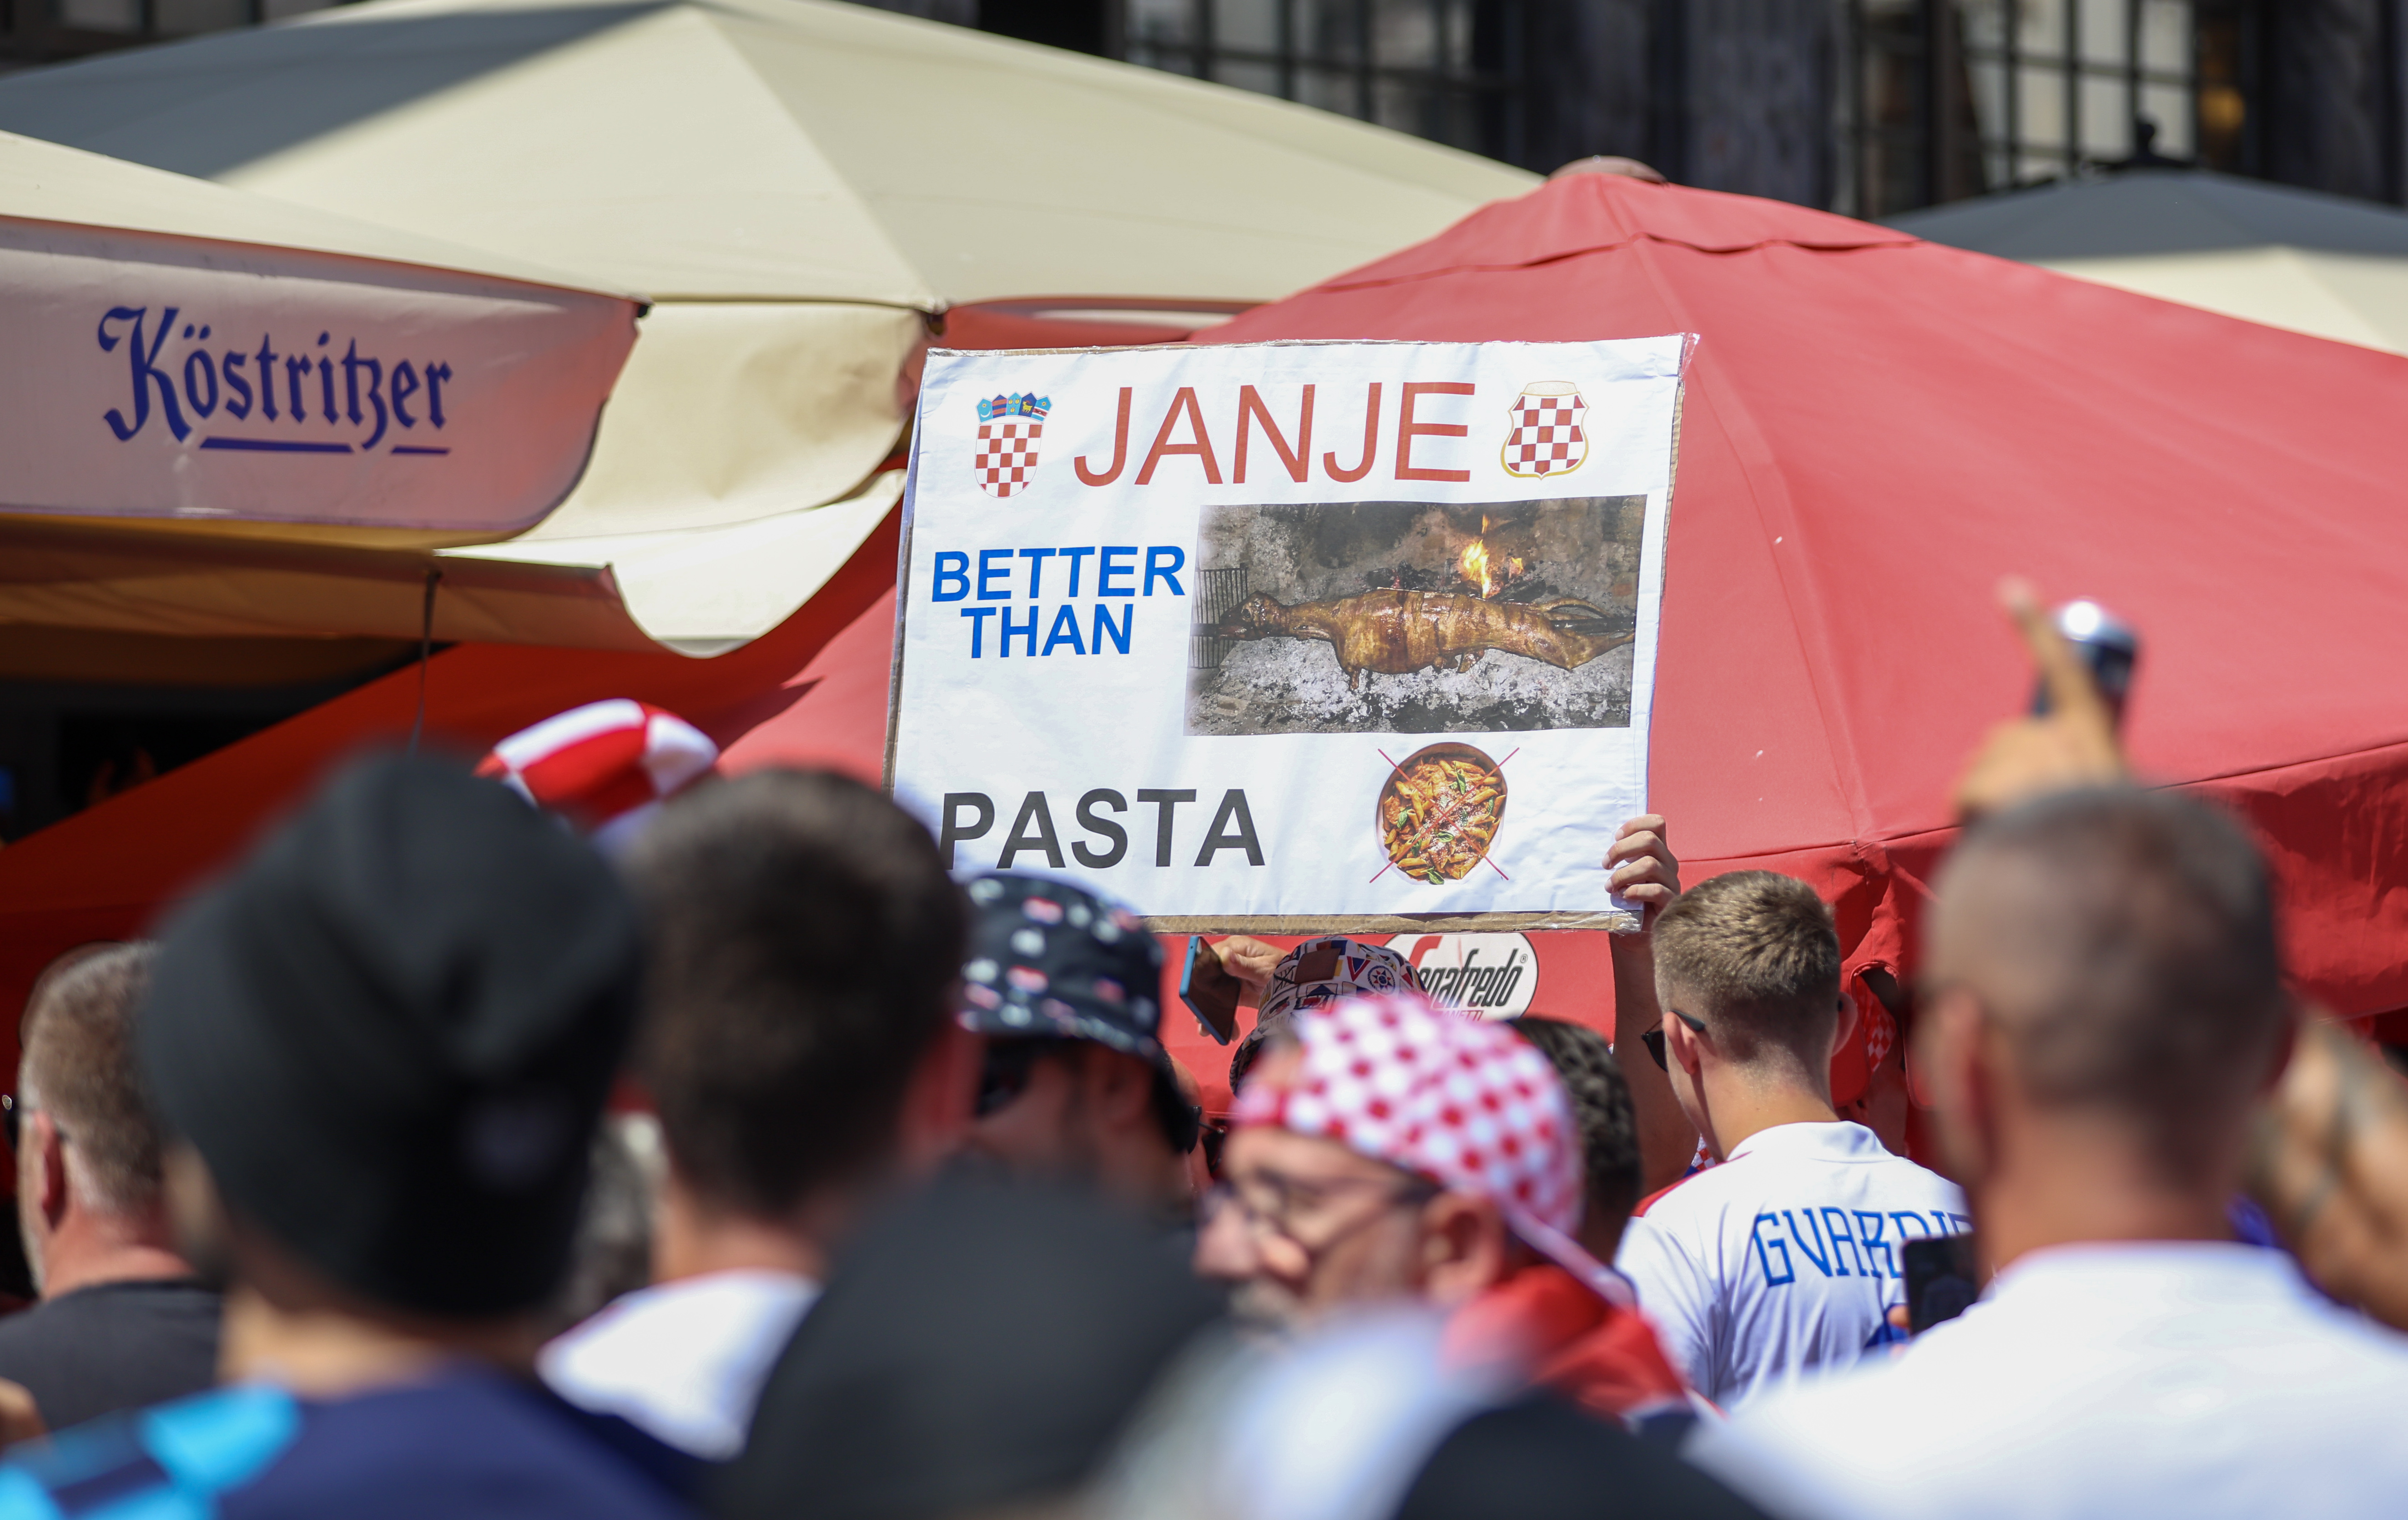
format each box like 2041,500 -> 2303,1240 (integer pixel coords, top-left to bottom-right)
888,338 -> 1687,927
0,219 -> 636,535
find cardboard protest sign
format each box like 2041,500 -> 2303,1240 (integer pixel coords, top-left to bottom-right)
887,338 -> 1689,930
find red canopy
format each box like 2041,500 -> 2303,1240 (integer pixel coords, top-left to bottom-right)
1202,172 -> 2408,1028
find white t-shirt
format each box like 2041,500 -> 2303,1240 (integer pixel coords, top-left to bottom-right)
539,1268 -> 819,1459
1614,1121 -> 1966,1409
1693,1241 -> 2408,1520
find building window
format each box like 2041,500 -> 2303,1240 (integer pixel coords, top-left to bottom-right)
1840,0 -> 2250,219
5,0 -> 333,62
1122,0 -> 1524,162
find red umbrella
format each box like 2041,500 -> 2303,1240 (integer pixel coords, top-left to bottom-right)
1196,172 -> 2408,1030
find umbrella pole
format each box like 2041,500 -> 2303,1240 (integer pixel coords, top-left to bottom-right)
408,569 -> 442,756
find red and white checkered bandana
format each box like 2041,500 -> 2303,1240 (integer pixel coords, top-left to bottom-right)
474,699 -> 717,853
1232,993 -> 1600,1281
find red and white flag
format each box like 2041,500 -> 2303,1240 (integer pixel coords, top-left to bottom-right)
476,698 -> 717,853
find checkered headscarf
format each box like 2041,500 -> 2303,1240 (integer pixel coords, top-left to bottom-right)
474,699 -> 717,854
1233,992 -> 1616,1296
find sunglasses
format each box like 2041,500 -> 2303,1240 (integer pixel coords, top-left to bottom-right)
0,1094 -> 56,1155
1639,1010 -> 1709,1072
1199,1119 -> 1229,1178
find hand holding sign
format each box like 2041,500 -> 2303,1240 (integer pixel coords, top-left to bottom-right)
1604,814 -> 1681,930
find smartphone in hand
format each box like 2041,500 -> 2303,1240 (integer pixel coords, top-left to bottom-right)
2030,599 -> 2138,728
1903,1234 -> 1981,1333
1180,936 -> 1244,1045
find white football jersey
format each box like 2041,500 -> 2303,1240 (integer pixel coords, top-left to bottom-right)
1615,1121 -> 1966,1411
1695,1244 -> 2408,1520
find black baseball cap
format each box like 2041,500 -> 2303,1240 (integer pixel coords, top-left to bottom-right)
141,755 -> 640,1318
958,874 -> 1170,1079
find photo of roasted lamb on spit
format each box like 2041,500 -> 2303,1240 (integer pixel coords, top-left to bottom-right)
1214,587 -> 1632,691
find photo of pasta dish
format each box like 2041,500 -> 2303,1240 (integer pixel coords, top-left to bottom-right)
1377,743 -> 1508,884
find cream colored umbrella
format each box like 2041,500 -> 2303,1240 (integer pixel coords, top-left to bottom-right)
0,0 -> 1535,656
0,128 -> 652,654
1889,169 -> 2408,356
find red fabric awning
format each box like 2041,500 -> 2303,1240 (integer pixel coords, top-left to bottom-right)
1195,172 -> 2408,1030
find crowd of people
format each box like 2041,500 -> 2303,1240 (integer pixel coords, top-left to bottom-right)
0,588 -> 2403,1519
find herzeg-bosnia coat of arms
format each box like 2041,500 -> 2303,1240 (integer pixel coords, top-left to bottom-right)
1500,382 -> 1587,478
972,393 -> 1051,498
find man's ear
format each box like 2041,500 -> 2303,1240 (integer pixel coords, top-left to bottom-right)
1917,989 -> 1994,1188
897,1015 -> 982,1177
1083,1046 -> 1154,1132
1667,1012 -> 1706,1077
1417,1192 -> 1509,1308
2257,996 -> 2303,1099
1830,990 -> 1862,1061
32,1114 -> 68,1227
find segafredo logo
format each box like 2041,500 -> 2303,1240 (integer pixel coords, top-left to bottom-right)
97,305 -> 456,457
1386,933 -> 1538,1019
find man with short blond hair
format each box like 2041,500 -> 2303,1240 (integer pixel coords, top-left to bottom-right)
1615,871 -> 1962,1409
0,942 -> 219,1430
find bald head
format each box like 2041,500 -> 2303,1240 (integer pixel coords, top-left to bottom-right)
1932,788 -> 2282,1174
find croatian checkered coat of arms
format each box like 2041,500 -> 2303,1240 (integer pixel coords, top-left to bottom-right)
973,393 -> 1050,498
1501,382 -> 1587,478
